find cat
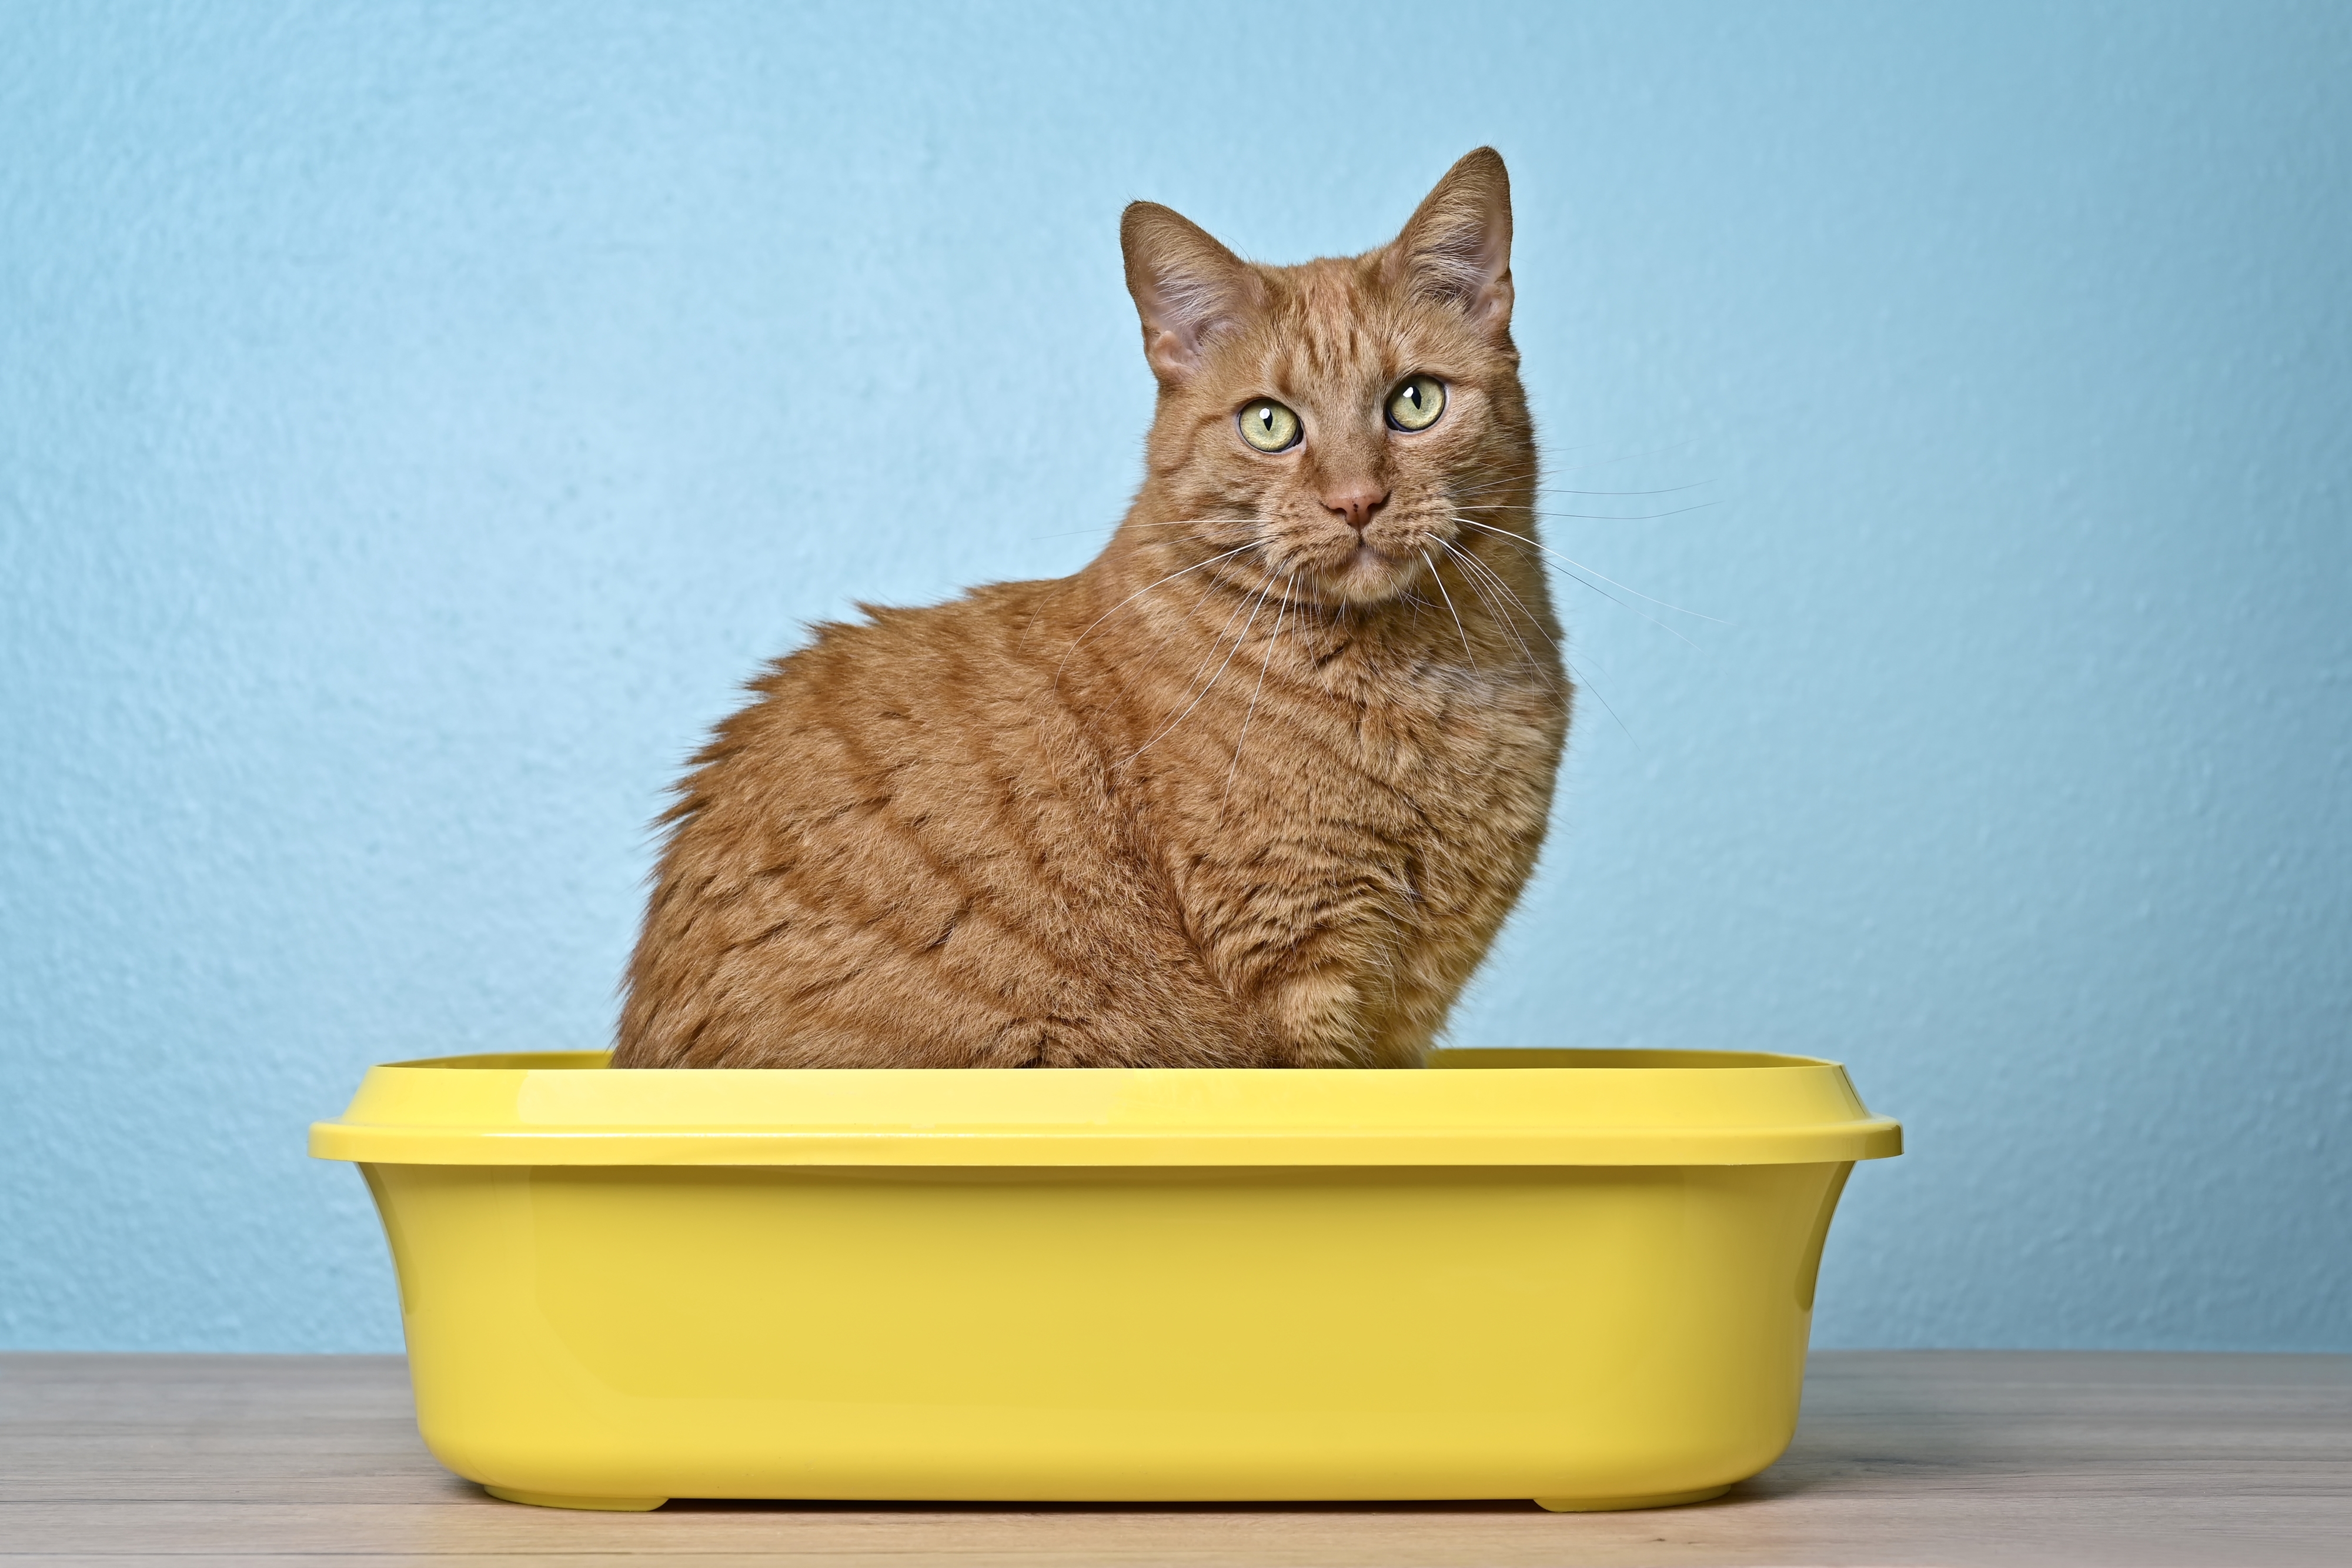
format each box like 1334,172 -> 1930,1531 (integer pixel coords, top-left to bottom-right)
613,148 -> 1568,1069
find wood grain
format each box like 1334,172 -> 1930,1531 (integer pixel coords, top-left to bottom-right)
2,1350 -> 2345,1566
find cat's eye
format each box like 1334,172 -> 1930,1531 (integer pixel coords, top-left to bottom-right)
1237,399 -> 1302,453
1386,375 -> 1447,433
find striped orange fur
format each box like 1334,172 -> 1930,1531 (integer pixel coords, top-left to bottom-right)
615,149 -> 1568,1068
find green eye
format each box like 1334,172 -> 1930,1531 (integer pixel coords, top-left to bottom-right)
1386,375 -> 1446,432
1237,399 -> 1301,453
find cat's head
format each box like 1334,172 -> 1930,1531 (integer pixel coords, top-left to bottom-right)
1120,148 -> 1531,609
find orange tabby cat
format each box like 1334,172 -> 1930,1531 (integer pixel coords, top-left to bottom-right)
615,149 -> 1567,1068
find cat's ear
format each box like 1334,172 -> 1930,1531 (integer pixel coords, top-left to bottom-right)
1388,147 -> 1515,340
1121,202 -> 1267,386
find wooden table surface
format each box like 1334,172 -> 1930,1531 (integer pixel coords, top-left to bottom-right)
2,1350 -> 2346,1566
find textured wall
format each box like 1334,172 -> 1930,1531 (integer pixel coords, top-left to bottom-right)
2,1 -> 2346,1352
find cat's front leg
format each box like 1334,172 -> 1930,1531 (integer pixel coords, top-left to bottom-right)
1250,880 -> 1516,1067
1230,908 -> 1431,1066
1260,961 -> 1383,1067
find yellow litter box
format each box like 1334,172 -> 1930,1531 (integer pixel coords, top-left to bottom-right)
310,1047 -> 1899,1512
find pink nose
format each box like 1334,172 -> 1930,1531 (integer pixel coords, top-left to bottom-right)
1324,484 -> 1390,533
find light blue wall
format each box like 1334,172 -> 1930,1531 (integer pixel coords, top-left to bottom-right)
3,2 -> 2345,1353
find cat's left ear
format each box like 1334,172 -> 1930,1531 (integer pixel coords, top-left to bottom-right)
1388,147 -> 1515,341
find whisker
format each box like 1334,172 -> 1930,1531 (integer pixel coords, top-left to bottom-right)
1441,474 -> 1542,502
1449,490 -> 1711,506
1441,542 -> 1541,678
1421,550 -> 1478,672
1565,654 -> 1636,747
1546,484 -> 1714,499
1439,538 -> 1638,746
1451,491 -> 1720,524
1441,540 -> 1554,687
1546,436 -> 1702,466
1468,577 -> 1572,710
1441,537 -> 1556,638
1446,471 -> 1713,505
1455,519 -> 1722,634
1221,572 -> 1296,810
1518,502 -> 1722,524
1122,579 -> 1274,767
1054,543 -> 1257,690
1105,571 -> 1264,751
1172,574 -> 1268,691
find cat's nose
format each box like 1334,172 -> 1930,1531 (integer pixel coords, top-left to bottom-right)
1323,484 -> 1390,533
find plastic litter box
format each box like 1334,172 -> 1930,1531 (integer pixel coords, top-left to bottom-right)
311,1047 -> 1899,1512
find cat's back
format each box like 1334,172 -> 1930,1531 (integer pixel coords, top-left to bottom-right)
614,575 -> 1255,1069
718,576 -> 1074,780
636,574 -> 1098,929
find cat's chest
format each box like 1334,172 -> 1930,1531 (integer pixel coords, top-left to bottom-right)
1347,661 -> 1554,781
1324,666 -> 1562,853
1147,657 -> 1563,902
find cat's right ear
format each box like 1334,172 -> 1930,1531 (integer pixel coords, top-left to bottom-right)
1121,203 -> 1265,387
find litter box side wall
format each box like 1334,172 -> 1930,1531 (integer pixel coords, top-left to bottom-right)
358,1158 -> 1854,1505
